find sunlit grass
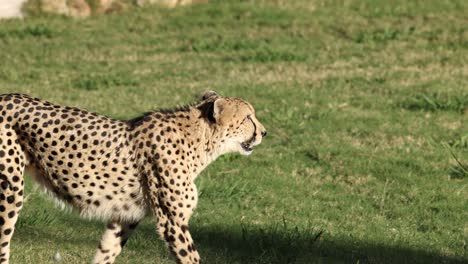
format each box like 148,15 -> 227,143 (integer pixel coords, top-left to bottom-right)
0,0 -> 467,263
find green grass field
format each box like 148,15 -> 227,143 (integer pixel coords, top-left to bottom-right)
0,0 -> 467,263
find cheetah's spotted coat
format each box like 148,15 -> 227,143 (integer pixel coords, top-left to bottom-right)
0,91 -> 266,264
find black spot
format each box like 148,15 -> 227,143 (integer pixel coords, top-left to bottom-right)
179,249 -> 188,257
178,234 -> 186,243
6,195 -> 14,204
7,211 -> 15,219
167,235 -> 176,242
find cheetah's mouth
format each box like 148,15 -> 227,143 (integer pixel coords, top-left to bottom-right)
241,142 -> 253,153
239,116 -> 257,155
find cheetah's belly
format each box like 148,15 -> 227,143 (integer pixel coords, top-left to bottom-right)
25,162 -> 148,223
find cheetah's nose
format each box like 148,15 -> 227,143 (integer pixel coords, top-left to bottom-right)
261,131 -> 267,137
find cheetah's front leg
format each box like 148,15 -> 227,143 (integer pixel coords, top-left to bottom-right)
154,205 -> 200,264
92,221 -> 139,264
147,181 -> 200,264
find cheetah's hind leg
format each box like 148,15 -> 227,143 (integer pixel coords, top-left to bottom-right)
92,221 -> 139,264
0,134 -> 26,264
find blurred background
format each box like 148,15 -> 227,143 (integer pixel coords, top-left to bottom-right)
0,0 -> 467,263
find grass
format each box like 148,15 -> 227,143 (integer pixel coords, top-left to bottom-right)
0,0 -> 467,263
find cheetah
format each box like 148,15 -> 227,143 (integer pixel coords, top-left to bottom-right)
0,91 -> 266,264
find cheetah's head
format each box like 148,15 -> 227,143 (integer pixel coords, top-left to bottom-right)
200,91 -> 266,156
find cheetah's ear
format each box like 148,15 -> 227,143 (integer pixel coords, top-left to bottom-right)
197,97 -> 225,124
201,90 -> 219,100
213,98 -> 227,124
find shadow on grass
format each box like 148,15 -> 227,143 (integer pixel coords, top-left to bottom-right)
136,223 -> 466,264
13,216 -> 467,264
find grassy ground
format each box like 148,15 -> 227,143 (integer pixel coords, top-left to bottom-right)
0,0 -> 467,263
